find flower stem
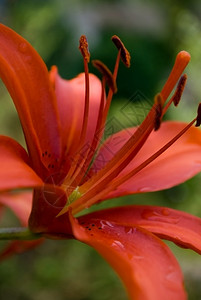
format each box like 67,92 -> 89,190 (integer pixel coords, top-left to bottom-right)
0,227 -> 41,240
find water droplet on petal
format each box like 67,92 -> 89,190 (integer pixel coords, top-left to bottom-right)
141,210 -> 156,220
162,208 -> 170,216
133,255 -> 144,260
165,266 -> 178,284
124,227 -> 136,234
100,220 -> 115,229
141,209 -> 180,224
25,55 -> 33,64
18,42 -> 28,53
139,187 -> 153,192
18,42 -> 33,64
112,240 -> 125,250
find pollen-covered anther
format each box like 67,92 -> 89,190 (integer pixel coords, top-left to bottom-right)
79,35 -> 90,63
172,74 -> 187,106
195,103 -> 201,127
154,93 -> 163,131
92,59 -> 117,93
111,35 -> 131,68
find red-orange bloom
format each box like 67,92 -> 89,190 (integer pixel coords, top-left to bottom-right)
1,24 -> 201,299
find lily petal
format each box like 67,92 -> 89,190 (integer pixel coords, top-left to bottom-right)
0,136 -> 43,191
0,239 -> 43,262
71,213 -> 186,300
0,24 -> 61,174
90,121 -> 201,198
49,67 -> 103,156
80,205 -> 201,255
0,191 -> 32,225
0,191 -> 43,261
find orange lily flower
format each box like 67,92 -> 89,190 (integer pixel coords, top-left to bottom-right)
1,24 -> 201,299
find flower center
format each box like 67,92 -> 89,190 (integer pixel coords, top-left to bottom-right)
57,37 -> 196,217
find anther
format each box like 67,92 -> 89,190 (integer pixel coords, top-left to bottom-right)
92,59 -> 117,93
111,35 -> 131,68
195,103 -> 201,127
154,93 -> 163,131
79,35 -> 90,63
172,74 -> 187,106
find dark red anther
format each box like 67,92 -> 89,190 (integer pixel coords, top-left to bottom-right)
154,93 -> 163,131
92,60 -> 117,93
79,35 -> 90,63
111,35 -> 131,68
195,103 -> 201,127
172,74 -> 187,106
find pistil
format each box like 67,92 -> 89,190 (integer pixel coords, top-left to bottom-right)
161,51 -> 190,103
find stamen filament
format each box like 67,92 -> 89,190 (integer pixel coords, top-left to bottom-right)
92,60 -> 117,93
101,50 -> 121,126
79,58 -> 90,147
62,36 -> 90,186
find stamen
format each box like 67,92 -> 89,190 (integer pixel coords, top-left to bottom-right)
78,77 -> 106,180
161,51 -> 190,103
195,103 -> 201,127
63,36 -> 90,186
79,35 -> 90,62
172,74 -> 187,106
154,93 -> 163,131
111,35 -> 131,67
79,36 -> 90,146
60,43 -> 192,216
99,37 -> 126,134
92,60 -> 117,93
90,41 -> 123,155
73,51 -> 191,200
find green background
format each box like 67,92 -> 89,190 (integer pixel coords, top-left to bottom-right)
0,0 -> 201,299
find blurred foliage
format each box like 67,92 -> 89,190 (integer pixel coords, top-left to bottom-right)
1,0 -> 201,299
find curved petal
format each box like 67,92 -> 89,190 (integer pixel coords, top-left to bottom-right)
0,191 -> 32,225
0,191 -> 43,261
80,205 -> 201,255
90,121 -> 201,198
71,213 -> 186,300
49,67 -> 103,155
0,136 -> 43,191
0,239 -> 43,262
0,24 -> 61,174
